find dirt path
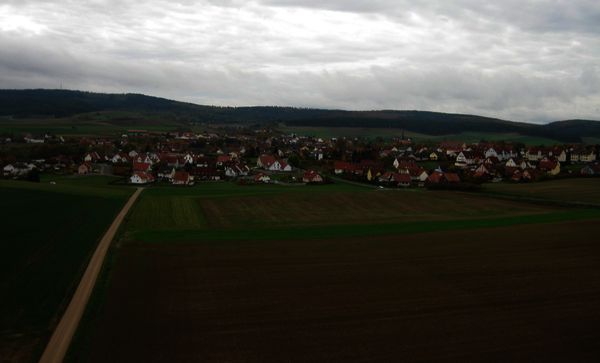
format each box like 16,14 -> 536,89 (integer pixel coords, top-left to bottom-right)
39,187 -> 143,363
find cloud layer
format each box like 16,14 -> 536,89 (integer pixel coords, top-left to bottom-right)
1,0 -> 599,122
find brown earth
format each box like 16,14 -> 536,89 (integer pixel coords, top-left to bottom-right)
199,191 -> 560,228
80,219 -> 600,362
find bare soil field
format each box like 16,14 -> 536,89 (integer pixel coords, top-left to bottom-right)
76,219 -> 600,362
484,178 -> 600,205
198,191 -> 558,229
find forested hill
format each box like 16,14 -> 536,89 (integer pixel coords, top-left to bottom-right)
1,89 -> 599,142
0,89 -> 329,120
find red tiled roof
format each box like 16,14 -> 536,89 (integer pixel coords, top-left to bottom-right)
334,161 -> 353,170
539,160 -> 558,170
254,172 -> 269,181
133,171 -> 154,182
444,173 -> 461,183
217,155 -> 231,163
397,160 -> 417,169
259,154 -> 277,167
407,167 -> 425,177
133,162 -> 151,172
393,173 -> 412,183
303,170 -> 322,182
428,171 -> 443,183
173,171 -> 190,182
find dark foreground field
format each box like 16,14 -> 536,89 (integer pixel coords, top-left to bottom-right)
76,218 -> 600,362
0,178 -> 131,362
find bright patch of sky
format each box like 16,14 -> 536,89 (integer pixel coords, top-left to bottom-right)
1,0 -> 599,122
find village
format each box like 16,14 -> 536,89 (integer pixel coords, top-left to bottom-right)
1,128 -> 599,188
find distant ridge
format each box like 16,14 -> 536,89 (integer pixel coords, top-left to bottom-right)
1,89 -> 599,142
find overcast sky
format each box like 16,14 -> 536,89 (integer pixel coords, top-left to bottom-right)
1,1 -> 599,123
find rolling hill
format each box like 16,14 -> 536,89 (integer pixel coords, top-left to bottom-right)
0,89 -> 598,142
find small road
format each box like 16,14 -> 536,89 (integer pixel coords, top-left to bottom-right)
39,187 -> 143,363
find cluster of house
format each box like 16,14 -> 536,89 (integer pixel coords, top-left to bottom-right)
2,128 -> 599,188
90,148 -> 329,186
1,155 -> 86,177
76,149 -> 306,185
2,162 -> 37,177
332,142 -> 599,186
445,144 -> 597,182
333,159 -> 458,187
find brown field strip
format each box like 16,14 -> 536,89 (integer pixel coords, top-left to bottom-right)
78,218 -> 600,362
199,191 -> 559,228
484,178 -> 600,205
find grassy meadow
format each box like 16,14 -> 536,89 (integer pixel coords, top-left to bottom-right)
0,176 -> 133,362
120,181 -> 599,243
280,125 -> 563,145
0,112 -> 181,136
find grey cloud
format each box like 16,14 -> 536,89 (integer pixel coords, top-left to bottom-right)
261,0 -> 600,34
0,0 -> 599,123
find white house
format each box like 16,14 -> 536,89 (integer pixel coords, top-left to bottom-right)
526,149 -> 543,161
130,171 -> 155,184
505,158 -> 517,168
254,173 -> 271,183
498,148 -> 517,161
410,169 -> 429,182
519,160 -> 534,170
257,155 -> 292,171
455,152 -> 473,168
184,153 -> 195,164
3,164 -> 15,176
581,151 -> 597,163
485,148 -> 498,159
225,164 -> 250,178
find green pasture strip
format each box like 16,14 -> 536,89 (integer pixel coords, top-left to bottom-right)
127,195 -> 207,230
433,132 -> 561,145
142,181 -> 368,198
582,137 -> 600,144
0,118 -> 180,136
133,209 -> 600,243
0,177 -> 132,199
281,126 -> 562,145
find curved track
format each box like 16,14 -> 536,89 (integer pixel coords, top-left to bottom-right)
39,187 -> 143,363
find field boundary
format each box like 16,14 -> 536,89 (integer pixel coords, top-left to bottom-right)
39,188 -> 143,363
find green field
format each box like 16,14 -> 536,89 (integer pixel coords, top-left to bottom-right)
0,177 -> 132,362
582,137 -> 600,144
0,175 -> 131,199
483,178 -> 600,205
127,195 -> 207,231
120,182 -> 588,244
280,126 -> 562,145
0,112 -> 181,136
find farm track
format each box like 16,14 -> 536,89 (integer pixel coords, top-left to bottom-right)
38,188 -> 143,363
